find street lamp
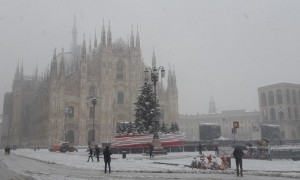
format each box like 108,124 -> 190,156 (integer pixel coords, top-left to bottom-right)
144,66 -> 165,100
86,95 -> 102,142
63,107 -> 72,142
144,66 -> 165,136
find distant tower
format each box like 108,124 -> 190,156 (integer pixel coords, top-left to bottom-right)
209,97 -> 217,114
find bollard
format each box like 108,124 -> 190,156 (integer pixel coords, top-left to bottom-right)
122,151 -> 126,159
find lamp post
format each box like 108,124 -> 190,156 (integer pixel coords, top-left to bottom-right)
86,95 -> 102,142
63,107 -> 71,142
144,66 -> 165,136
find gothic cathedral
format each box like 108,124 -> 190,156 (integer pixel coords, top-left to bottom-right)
4,18 -> 179,147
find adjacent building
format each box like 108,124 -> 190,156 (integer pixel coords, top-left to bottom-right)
179,109 -> 261,141
258,82 -> 300,139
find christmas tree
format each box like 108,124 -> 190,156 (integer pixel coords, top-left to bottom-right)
134,81 -> 161,134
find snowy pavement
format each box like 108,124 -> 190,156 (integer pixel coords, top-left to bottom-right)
1,148 -> 300,179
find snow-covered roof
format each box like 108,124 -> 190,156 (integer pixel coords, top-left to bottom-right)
261,124 -> 280,127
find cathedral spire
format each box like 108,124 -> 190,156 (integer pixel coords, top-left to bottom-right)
152,46 -> 156,68
20,59 -> 24,80
81,34 -> 86,59
130,25 -> 134,49
172,64 -> 178,94
59,48 -> 65,76
14,61 -> 20,80
72,15 -> 78,51
94,29 -> 97,48
101,19 -> 106,48
136,26 -> 140,50
209,96 -> 217,114
107,21 -> 112,48
35,64 -> 38,80
167,63 -> 172,92
50,48 -> 57,78
89,35 -> 92,53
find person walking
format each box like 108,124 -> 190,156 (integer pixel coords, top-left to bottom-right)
87,147 -> 94,162
95,145 -> 100,162
149,144 -> 154,158
198,143 -> 203,155
233,145 -> 244,177
103,146 -> 112,173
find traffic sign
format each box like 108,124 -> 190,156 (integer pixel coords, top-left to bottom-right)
233,121 -> 239,128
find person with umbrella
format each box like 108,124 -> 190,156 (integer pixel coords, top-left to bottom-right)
233,145 -> 245,177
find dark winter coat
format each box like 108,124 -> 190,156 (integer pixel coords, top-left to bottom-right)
95,146 -> 100,156
233,147 -> 244,159
89,148 -> 93,156
103,147 -> 112,162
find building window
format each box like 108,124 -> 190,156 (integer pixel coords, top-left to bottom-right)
292,90 -> 297,104
294,107 -> 298,120
260,92 -> 267,106
288,106 -> 292,120
67,106 -> 74,119
262,109 -> 268,121
270,108 -> 276,121
89,85 -> 97,96
117,91 -> 124,104
286,89 -> 291,104
278,111 -> 284,121
268,91 -> 275,105
276,89 -> 283,104
298,90 -> 300,105
117,61 -> 124,80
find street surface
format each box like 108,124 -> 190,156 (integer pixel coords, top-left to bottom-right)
0,152 -> 297,180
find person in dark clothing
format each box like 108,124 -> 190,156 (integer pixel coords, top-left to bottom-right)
87,147 -> 94,162
214,146 -> 219,156
198,143 -> 203,155
149,144 -> 154,158
95,145 -> 101,162
233,146 -> 244,177
103,146 -> 112,173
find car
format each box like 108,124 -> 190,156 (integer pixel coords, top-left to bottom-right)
49,142 -> 77,152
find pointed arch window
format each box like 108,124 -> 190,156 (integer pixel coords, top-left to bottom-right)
292,90 -> 297,104
117,61 -> 124,80
89,85 -> 97,96
276,89 -> 283,104
67,106 -> 74,119
117,91 -> 124,104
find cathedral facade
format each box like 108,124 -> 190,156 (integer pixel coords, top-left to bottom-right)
3,19 -> 179,147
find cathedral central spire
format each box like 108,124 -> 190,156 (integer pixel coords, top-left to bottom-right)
72,15 -> 78,51
101,19 -> 106,48
107,21 -> 112,48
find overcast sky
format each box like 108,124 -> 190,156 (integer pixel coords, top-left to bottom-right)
1,0 -> 300,115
